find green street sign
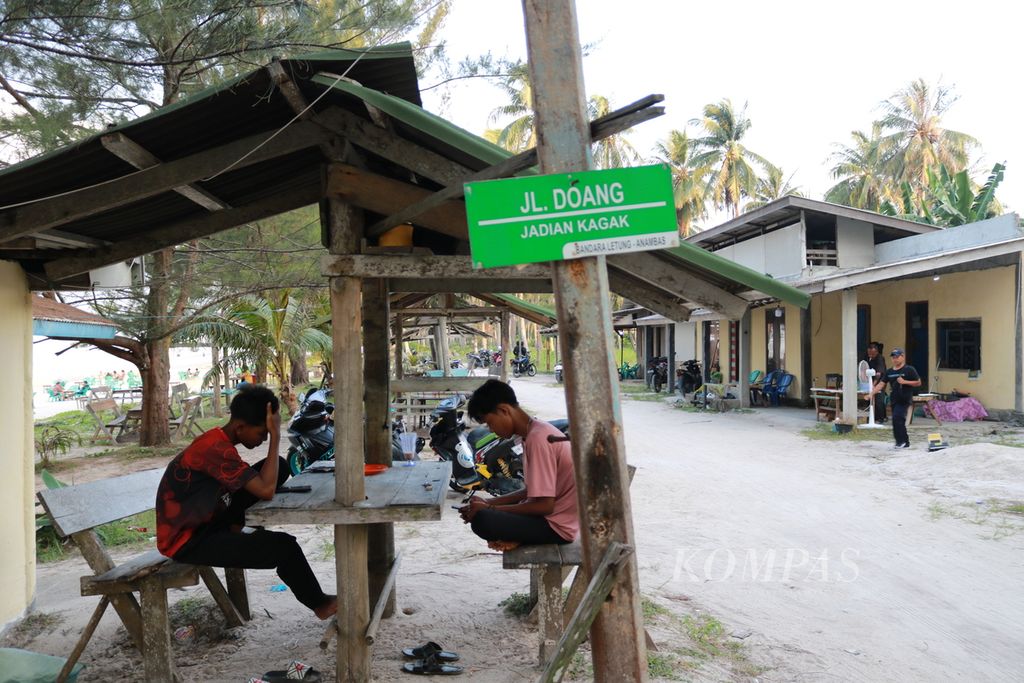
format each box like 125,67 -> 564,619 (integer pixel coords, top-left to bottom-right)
464,164 -> 678,268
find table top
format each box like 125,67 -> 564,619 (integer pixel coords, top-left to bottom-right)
246,460 -> 451,526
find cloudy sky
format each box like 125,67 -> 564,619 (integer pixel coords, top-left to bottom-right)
423,0 -> 1021,223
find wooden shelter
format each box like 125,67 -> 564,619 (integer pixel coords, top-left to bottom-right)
0,40 -> 808,682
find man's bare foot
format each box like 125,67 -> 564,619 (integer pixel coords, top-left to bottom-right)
487,540 -> 520,552
314,595 -> 337,620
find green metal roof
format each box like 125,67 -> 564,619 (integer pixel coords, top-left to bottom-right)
666,243 -> 810,308
489,293 -> 557,324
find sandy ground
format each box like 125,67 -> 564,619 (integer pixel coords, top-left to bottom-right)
9,376 -> 1024,682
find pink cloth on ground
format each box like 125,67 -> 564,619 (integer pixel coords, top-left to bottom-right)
522,419 -> 579,541
925,397 -> 988,422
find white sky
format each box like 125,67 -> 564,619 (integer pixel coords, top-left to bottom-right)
423,0 -> 1022,221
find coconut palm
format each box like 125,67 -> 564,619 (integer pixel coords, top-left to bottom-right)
689,99 -> 770,218
184,289 -> 331,412
588,94 -> 640,169
489,63 -> 534,152
825,125 -> 901,211
877,79 -> 978,195
743,164 -> 802,212
654,129 -> 709,236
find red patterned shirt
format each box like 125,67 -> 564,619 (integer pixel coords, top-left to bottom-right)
156,428 -> 257,557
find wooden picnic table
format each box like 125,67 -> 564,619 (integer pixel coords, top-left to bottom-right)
247,460 -> 449,526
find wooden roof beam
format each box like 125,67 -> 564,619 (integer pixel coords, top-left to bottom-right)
389,278 -> 553,293
606,268 -> 692,322
396,306 -> 503,317
45,183 -> 321,281
608,252 -> 748,319
322,254 -> 549,280
473,292 -> 556,326
365,94 -> 665,238
100,132 -> 230,211
325,163 -> 467,238
0,120 -> 331,243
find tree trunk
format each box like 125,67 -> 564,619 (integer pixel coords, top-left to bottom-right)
289,351 -> 308,388
141,337 -> 171,445
211,345 -> 223,418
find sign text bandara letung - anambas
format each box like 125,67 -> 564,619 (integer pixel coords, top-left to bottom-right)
464,164 -> 678,268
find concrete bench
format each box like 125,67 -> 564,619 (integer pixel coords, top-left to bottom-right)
37,468 -> 250,683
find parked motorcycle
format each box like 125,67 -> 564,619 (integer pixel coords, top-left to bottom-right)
675,359 -> 702,395
554,361 -> 564,383
428,394 -> 569,495
286,385 -> 421,474
511,354 -> 537,378
646,356 -> 669,393
450,358 -> 465,370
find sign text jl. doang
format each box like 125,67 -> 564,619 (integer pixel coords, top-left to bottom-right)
464,164 -> 678,268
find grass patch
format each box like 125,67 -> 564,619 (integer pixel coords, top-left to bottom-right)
498,591 -> 533,617
802,423 -> 892,442
34,410 -> 95,441
642,596 -> 669,619
997,501 -> 1024,515
647,652 -> 684,680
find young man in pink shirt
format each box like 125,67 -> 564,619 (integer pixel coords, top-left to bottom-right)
458,379 -> 579,550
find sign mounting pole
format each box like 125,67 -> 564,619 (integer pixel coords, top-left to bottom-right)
521,1 -> 648,680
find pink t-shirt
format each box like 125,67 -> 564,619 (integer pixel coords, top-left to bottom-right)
522,419 -> 579,541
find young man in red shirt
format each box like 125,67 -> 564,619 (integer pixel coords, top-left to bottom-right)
458,379 -> 579,550
156,384 -> 336,619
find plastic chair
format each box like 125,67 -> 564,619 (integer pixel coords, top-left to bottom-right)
748,370 -> 762,384
766,373 -> 795,406
751,370 -> 778,406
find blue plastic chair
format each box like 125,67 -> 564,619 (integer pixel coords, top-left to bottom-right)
751,369 -> 779,406
766,372 -> 795,406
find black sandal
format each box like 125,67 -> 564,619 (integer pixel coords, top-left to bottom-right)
401,652 -> 463,675
401,641 -> 459,662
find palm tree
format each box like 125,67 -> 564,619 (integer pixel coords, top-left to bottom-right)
825,125 -> 901,211
877,79 -> 978,197
588,95 -> 640,169
186,289 -> 332,412
689,99 -> 770,218
882,162 -> 1005,227
489,63 -> 534,152
743,164 -> 802,212
654,129 -> 709,236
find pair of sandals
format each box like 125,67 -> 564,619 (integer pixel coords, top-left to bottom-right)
402,641 -> 462,676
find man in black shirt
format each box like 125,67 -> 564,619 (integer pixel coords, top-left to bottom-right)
870,348 -> 921,449
864,342 -> 887,423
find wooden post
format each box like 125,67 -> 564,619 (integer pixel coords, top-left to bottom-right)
363,278 -> 396,618
438,315 -> 451,376
326,195 -> 370,682
522,1 -> 647,680
394,314 -> 404,380
841,288 -> 858,423
500,308 -> 511,382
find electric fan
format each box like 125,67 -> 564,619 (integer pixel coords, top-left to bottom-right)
858,360 -> 885,429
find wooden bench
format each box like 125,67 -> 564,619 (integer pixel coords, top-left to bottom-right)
502,465 -> 646,667
169,396 -> 203,441
37,468 -> 250,683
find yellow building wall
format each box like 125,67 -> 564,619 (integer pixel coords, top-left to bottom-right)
747,304 -> 806,397
811,267 -> 1017,409
0,262 -> 34,627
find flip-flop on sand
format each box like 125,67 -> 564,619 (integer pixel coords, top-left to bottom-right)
402,653 -> 463,676
402,641 -> 460,662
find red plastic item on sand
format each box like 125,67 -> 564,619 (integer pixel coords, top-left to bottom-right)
364,464 -> 388,476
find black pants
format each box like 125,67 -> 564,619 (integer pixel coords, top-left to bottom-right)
175,457 -> 330,612
892,402 -> 909,446
470,508 -> 569,545
874,393 -> 887,423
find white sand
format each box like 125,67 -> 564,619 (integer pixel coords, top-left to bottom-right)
9,376 -> 1024,681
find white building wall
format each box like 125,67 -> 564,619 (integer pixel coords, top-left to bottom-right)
763,224 -> 804,278
674,321 -> 697,364
732,239 -> 766,274
836,216 -> 875,268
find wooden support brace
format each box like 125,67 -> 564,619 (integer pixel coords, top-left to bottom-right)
57,596 -> 109,683
541,542 -> 634,683
198,567 -> 245,628
364,552 -> 403,644
139,577 -> 178,683
224,567 -> 250,621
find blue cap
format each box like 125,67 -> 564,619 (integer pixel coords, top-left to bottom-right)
890,348 -> 904,356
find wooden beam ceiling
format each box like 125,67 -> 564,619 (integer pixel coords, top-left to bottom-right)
322,254 -> 550,280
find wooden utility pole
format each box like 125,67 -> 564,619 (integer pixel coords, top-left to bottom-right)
521,1 -> 648,680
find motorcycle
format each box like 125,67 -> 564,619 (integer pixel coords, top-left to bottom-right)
450,358 -> 465,370
467,349 -> 491,370
646,356 -> 669,393
675,359 -> 702,395
428,394 -> 568,495
286,385 -> 423,475
554,361 -> 564,383
511,354 -> 537,378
